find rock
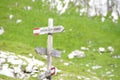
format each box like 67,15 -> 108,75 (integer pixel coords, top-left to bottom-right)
13,64 -> 23,78
98,47 -> 105,53
24,6 -> 32,10
101,17 -> 105,22
33,59 -> 44,66
84,78 -> 90,80
111,7 -> 118,23
85,64 -> 89,67
28,53 -> 33,57
9,14 -> 14,20
0,51 -> 8,58
40,67 -> 47,72
0,58 -> 6,64
112,55 -> 120,59
44,0 -> 120,22
77,76 -> 82,79
32,0 -> 35,2
16,19 -> 22,24
80,47 -> 89,51
68,53 -> 75,59
106,71 -> 112,75
32,74 -> 37,77
25,63 -> 34,73
0,27 -> 4,35
68,50 -> 85,59
64,62 -> 69,66
107,46 -> 114,53
7,58 -> 23,65
74,50 -> 85,58
0,51 -> 45,79
0,64 -> 14,78
92,65 -> 102,70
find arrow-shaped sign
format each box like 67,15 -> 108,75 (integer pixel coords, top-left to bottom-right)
35,47 -> 61,57
33,26 -> 64,35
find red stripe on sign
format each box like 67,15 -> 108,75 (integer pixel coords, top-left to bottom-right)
33,28 -> 40,35
34,28 -> 39,30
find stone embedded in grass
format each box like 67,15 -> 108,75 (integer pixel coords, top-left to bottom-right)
32,0 -> 35,2
68,50 -> 85,59
101,17 -> 105,22
85,77 -> 90,80
68,53 -> 75,59
28,53 -> 33,58
112,55 -> 120,59
85,64 -> 90,67
24,6 -> 32,10
86,69 -> 91,72
80,47 -> 89,51
106,71 -> 112,75
9,14 -> 14,20
73,50 -> 85,58
64,62 -> 69,66
60,59 -> 64,63
98,47 -> 105,53
107,46 -> 114,54
77,76 -> 82,79
0,27 -> 4,35
92,65 -> 102,70
16,19 -> 22,24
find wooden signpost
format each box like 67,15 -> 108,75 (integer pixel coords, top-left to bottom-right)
33,18 -> 64,80
35,47 -> 61,57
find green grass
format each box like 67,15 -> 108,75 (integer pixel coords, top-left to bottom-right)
0,0 -> 120,80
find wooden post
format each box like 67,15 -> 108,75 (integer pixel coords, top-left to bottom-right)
47,18 -> 53,80
33,18 -> 64,80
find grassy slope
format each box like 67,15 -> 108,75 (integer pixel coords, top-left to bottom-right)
0,0 -> 120,80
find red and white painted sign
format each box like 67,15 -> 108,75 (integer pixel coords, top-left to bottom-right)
51,67 -> 56,76
33,26 -> 64,35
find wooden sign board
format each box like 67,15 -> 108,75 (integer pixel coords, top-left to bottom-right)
35,47 -> 61,57
33,26 -> 64,35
